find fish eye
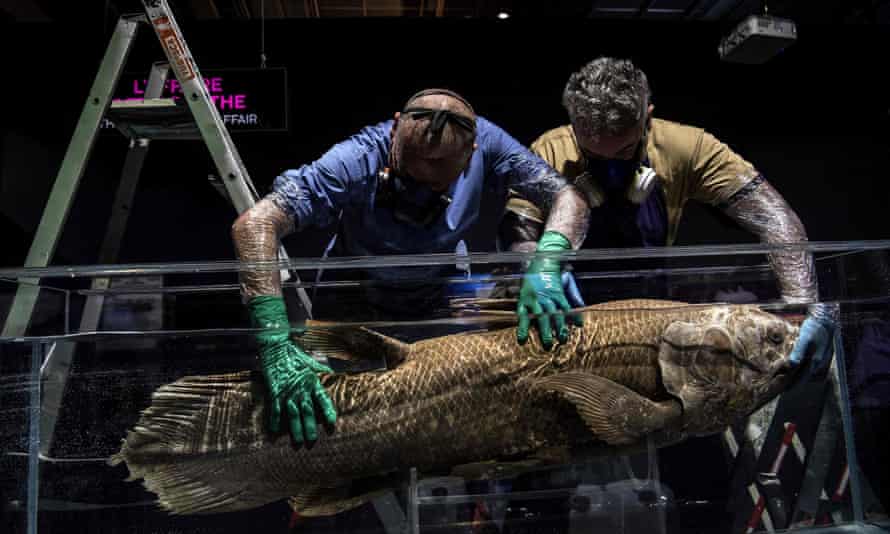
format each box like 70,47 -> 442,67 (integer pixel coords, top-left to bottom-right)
767,328 -> 785,345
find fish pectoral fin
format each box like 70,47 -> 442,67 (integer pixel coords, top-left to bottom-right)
450,458 -> 543,480
301,323 -> 411,369
288,485 -> 357,517
288,477 -> 397,518
532,372 -> 682,446
289,472 -> 405,517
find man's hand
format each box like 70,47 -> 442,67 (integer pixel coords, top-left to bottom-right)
516,231 -> 584,348
248,296 -> 337,444
789,303 -> 839,379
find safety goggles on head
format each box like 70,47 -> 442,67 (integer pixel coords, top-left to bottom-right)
401,87 -> 477,137
401,107 -> 476,136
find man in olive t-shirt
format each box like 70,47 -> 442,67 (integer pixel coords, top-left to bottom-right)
501,56 -> 836,375
529,114 -> 758,248
496,55 -> 838,533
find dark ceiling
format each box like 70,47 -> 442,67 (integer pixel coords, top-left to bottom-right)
1,0 -> 888,24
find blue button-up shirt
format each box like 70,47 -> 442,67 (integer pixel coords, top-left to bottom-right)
271,117 -> 565,260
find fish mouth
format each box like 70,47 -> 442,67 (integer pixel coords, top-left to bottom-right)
733,352 -> 768,374
770,354 -> 803,387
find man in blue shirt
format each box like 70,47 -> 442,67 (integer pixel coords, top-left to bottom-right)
232,89 -> 591,445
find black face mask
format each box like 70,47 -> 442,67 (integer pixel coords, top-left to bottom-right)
582,138 -> 647,192
585,157 -> 638,191
376,169 -> 452,228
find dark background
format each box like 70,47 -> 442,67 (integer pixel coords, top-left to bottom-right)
1,4 -> 889,533
1,4 -> 889,269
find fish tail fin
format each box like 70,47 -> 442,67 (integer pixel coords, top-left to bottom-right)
111,371 -> 277,514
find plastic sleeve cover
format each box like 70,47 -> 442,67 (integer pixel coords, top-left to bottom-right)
721,176 -> 818,304
543,185 -> 591,250
232,196 -> 295,301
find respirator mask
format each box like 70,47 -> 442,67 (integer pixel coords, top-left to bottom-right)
574,112 -> 659,208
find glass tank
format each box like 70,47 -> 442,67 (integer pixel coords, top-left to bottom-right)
2,240 -> 889,534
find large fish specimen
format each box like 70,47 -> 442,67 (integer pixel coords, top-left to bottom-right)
111,299 -> 801,516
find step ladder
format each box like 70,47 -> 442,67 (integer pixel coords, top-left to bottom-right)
2,0 -> 311,456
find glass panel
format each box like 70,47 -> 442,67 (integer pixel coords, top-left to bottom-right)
1,341 -> 39,534
0,278 -> 71,339
0,241 -> 888,533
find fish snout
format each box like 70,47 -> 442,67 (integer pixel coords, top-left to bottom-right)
771,354 -> 797,375
769,351 -> 804,390
784,324 -> 801,362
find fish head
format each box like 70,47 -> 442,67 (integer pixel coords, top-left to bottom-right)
724,306 -> 801,405
658,305 -> 800,435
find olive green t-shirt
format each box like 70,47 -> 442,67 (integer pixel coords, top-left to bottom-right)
527,118 -> 760,245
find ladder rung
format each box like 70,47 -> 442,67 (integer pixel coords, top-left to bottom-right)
110,97 -> 177,109
106,98 -> 200,140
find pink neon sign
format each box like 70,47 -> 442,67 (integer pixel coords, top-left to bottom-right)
113,76 -> 248,110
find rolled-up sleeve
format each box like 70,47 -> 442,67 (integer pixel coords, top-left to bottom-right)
270,123 -> 387,231
688,130 -> 759,206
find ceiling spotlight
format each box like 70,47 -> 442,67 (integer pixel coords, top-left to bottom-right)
497,11 -> 510,20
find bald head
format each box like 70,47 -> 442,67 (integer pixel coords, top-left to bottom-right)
390,89 -> 477,191
397,91 -> 476,149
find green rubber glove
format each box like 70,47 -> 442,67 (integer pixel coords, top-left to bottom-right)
516,231 -> 584,348
248,295 -> 337,444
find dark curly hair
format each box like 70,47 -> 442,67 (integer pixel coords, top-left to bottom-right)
562,57 -> 651,139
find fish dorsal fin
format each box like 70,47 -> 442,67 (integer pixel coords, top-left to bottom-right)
301,321 -> 411,369
531,372 -> 682,446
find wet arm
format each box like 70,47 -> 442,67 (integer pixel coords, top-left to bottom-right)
721,176 -> 818,304
231,197 -> 295,300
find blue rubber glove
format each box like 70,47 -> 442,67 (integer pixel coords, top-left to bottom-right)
788,303 -> 838,378
562,271 -> 586,309
248,296 -> 337,445
517,231 -> 584,348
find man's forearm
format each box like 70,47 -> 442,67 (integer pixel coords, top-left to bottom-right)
722,176 -> 818,303
499,194 -> 545,255
543,185 -> 591,249
231,197 -> 295,300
